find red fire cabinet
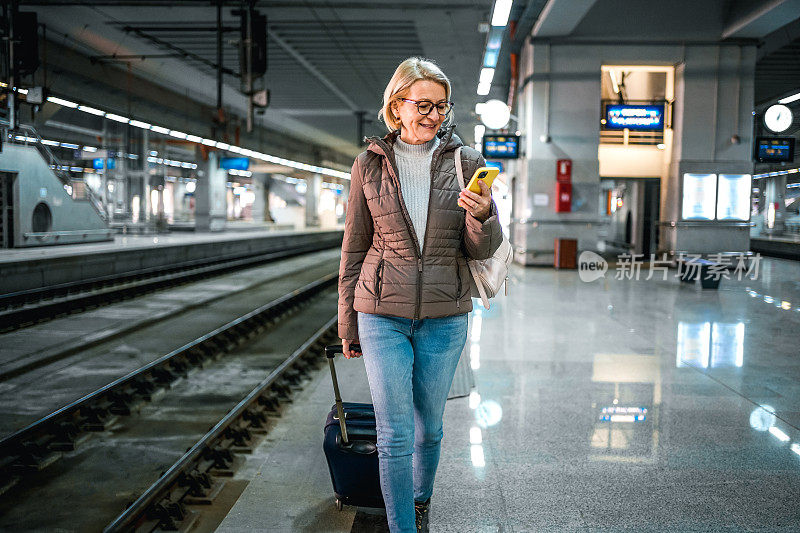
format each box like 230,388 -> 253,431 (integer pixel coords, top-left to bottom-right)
555,182 -> 572,212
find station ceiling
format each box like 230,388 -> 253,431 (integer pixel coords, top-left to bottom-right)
15,0 -> 800,162
22,0 -> 496,160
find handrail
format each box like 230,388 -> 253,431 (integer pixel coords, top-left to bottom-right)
0,119 -> 109,222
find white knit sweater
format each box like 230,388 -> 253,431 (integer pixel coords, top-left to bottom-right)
394,136 -> 440,247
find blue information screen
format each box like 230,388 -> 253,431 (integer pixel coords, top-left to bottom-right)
484,160 -> 504,172
220,157 -> 250,171
755,137 -> 795,163
92,158 -> 116,169
605,104 -> 665,131
482,134 -> 519,159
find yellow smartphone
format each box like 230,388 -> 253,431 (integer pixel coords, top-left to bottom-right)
465,166 -> 500,194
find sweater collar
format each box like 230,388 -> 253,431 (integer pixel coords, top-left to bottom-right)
394,136 -> 439,158
365,124 -> 461,158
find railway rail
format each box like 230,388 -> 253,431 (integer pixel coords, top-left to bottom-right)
0,234 -> 341,333
0,272 -> 337,522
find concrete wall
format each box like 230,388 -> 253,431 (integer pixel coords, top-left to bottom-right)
514,41 -> 756,264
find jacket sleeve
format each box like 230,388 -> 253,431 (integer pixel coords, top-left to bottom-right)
462,154 -> 503,260
338,156 -> 373,341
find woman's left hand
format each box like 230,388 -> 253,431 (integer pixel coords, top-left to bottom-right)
458,179 -> 492,222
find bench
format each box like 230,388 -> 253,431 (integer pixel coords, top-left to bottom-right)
676,257 -> 722,289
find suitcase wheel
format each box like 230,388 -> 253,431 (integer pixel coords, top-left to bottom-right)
336,498 -> 343,511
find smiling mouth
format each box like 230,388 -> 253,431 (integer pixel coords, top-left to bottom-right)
419,123 -> 436,129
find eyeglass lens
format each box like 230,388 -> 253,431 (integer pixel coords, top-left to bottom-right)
417,101 -> 451,116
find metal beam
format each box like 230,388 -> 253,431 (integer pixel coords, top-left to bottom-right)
531,0 -> 598,38
723,0 -> 800,39
267,28 -> 360,112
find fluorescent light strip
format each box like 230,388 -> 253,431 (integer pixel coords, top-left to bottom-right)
480,68 -> 495,84
77,105 -> 105,116
609,70 -> 620,94
491,0 -> 513,27
477,82 -> 491,96
47,91 -> 351,180
105,113 -> 129,124
778,92 -> 800,105
47,96 -> 78,108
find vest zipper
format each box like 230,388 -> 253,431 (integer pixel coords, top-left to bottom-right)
370,128 -> 455,320
375,259 -> 384,304
456,262 -> 462,308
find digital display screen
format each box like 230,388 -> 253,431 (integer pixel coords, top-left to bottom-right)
605,104 -> 665,131
92,158 -> 116,170
482,134 -> 519,159
681,173 -> 717,220
484,161 -> 504,172
717,174 -> 751,221
220,157 -> 250,171
754,137 -> 795,163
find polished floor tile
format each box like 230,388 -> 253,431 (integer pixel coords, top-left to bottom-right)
437,257 -> 800,531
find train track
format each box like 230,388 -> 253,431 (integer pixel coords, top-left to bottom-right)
106,317 -> 339,533
0,272 -> 340,531
0,234 -> 341,333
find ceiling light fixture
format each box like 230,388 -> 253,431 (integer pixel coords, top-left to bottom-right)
33,87 -> 351,180
778,91 -> 800,105
491,0 -> 513,27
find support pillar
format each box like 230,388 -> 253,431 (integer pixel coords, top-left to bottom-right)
763,175 -> 787,235
251,173 -> 274,223
305,173 -> 322,227
195,152 -> 227,231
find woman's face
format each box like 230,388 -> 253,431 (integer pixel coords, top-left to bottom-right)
392,80 -> 448,144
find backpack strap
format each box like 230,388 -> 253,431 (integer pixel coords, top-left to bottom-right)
455,146 -> 491,310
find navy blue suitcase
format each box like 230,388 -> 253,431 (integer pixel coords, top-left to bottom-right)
323,345 -> 384,510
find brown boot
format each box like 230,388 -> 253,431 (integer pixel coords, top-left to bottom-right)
414,498 -> 430,532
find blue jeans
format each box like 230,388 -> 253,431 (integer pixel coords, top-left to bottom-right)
357,311 -> 469,533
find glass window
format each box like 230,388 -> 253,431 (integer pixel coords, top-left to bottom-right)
681,173 -> 717,220
716,174 -> 751,221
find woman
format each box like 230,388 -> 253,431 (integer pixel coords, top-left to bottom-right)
337,57 -> 502,532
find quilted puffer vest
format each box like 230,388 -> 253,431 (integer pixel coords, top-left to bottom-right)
337,126 -> 503,341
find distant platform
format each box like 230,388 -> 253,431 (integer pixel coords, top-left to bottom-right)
751,234 -> 800,260
0,227 -> 343,294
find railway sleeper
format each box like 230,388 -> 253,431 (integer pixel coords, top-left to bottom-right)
150,499 -> 198,532
241,408 -> 269,433
108,388 -> 142,416
223,426 -> 252,450
282,368 -> 305,389
131,376 -> 164,401
16,437 -> 62,471
256,392 -> 280,413
206,447 -> 238,477
48,420 -> 91,451
79,401 -> 119,431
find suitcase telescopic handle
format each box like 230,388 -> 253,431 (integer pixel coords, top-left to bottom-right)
324,344 -> 361,445
325,344 -> 361,358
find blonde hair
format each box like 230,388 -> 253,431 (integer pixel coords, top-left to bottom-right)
380,57 -> 452,131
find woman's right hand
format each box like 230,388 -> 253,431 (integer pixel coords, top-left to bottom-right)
342,339 -> 362,359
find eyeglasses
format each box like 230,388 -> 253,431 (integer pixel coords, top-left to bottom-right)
399,98 -> 454,117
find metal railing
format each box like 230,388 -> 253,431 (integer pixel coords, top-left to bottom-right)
0,119 -> 109,222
